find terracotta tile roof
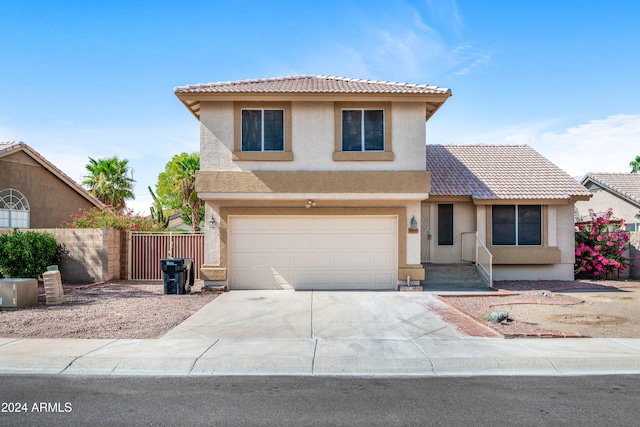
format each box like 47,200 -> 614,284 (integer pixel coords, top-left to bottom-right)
0,141 -> 103,207
582,173 -> 640,205
174,75 -> 451,95
426,144 -> 591,200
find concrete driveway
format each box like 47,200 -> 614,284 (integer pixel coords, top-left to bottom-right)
161,290 -> 468,340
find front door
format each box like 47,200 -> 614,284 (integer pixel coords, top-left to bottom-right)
421,204 -> 431,263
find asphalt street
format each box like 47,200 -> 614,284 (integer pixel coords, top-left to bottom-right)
1,375 -> 639,426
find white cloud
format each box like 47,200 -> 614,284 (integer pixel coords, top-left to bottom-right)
290,1 -> 484,83
533,114 -> 640,177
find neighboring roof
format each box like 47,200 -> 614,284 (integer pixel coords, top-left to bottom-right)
174,75 -> 451,121
0,141 -> 103,208
581,173 -> 640,206
425,144 -> 592,202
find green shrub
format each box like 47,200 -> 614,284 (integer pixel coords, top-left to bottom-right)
0,231 -> 58,279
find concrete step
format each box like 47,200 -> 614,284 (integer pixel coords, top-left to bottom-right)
421,264 -> 488,289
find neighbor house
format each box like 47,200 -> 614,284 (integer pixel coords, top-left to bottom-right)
575,173 -> 640,230
174,75 -> 589,290
574,173 -> 640,280
0,141 -> 102,229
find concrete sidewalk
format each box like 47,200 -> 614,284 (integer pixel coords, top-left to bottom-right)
1,291 -> 640,377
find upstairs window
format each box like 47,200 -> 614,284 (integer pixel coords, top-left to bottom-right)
0,188 -> 30,228
492,205 -> 542,246
241,109 -> 284,152
341,109 -> 384,152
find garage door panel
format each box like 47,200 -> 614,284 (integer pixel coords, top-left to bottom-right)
272,237 -> 293,250
353,235 -> 374,250
333,236 -> 351,250
232,254 -> 257,269
373,253 -> 395,268
232,235 -> 255,250
292,253 -> 313,269
313,254 -> 333,269
313,237 -> 333,250
374,235 -> 394,249
229,216 -> 397,290
293,237 -> 312,250
252,236 -> 272,251
272,255 -> 292,268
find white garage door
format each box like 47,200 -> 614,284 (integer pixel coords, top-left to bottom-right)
229,216 -> 397,290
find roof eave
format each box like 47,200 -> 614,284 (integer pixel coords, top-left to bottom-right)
582,176 -> 640,207
472,196 -> 590,205
174,91 -> 451,122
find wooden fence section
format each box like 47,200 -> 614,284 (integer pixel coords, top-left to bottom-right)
129,232 -> 205,280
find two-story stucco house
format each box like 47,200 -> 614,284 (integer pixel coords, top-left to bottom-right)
175,75 -> 450,290
174,75 -> 590,290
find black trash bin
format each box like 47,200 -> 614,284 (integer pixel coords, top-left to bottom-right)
160,258 -> 194,294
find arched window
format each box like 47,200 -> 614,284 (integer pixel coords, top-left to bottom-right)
0,189 -> 30,228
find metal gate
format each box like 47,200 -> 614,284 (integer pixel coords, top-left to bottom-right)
129,232 -> 205,280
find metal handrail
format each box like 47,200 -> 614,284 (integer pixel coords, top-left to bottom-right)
461,231 -> 493,287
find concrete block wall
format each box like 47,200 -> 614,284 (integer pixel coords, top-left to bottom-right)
45,228 -> 108,284
0,228 -> 113,283
34,227 -> 122,284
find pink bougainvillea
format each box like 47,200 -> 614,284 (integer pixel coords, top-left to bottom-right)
60,206 -> 166,232
575,209 -> 630,278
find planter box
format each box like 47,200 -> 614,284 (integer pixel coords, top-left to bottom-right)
0,278 -> 38,308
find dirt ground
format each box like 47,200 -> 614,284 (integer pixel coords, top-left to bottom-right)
443,280 -> 640,338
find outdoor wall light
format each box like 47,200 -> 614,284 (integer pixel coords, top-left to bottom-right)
410,216 -> 418,230
305,200 -> 317,209
207,215 -> 216,229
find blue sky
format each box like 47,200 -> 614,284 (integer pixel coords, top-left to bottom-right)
2,0 -> 639,215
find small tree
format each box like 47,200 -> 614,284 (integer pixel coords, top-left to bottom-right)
61,206 -> 166,232
148,186 -> 169,229
155,152 -> 204,232
630,155 -> 640,173
575,209 -> 630,278
0,231 -> 58,279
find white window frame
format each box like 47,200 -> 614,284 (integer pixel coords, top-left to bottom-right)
341,108 -> 385,152
0,188 -> 30,229
240,108 -> 285,152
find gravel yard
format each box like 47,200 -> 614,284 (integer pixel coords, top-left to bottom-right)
0,281 -> 217,339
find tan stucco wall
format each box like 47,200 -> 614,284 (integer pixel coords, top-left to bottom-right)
574,185 -> 640,225
493,264 -> 575,281
0,151 -> 96,228
198,101 -> 428,173
196,170 -> 430,195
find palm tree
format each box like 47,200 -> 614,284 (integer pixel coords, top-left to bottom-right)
630,155 -> 640,173
82,156 -> 135,211
174,153 -> 203,232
